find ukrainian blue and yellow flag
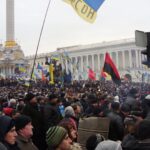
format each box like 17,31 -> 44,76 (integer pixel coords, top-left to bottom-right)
64,0 -> 105,23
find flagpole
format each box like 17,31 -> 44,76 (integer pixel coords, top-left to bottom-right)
28,0 -> 51,92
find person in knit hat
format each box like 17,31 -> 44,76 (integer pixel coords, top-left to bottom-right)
15,115 -> 38,150
95,140 -> 122,150
0,115 -> 19,150
46,126 -> 72,150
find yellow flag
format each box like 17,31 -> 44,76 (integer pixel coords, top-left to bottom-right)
49,64 -> 54,84
19,67 -> 26,73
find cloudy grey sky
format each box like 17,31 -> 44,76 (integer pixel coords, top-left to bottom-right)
0,0 -> 150,56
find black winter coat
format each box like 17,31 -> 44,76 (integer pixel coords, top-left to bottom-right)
43,103 -> 62,132
23,103 -> 46,150
107,111 -> 124,141
122,134 -> 150,150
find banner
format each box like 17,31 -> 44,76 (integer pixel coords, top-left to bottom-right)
64,0 -> 105,23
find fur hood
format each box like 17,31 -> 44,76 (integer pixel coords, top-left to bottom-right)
71,142 -> 82,150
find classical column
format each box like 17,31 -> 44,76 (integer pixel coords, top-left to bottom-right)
81,56 -> 83,72
98,54 -> 100,72
92,55 -> 94,70
75,57 -> 78,79
128,50 -> 132,68
86,55 -> 89,67
116,52 -> 119,69
122,51 -> 125,69
9,67 -> 11,76
70,57 -> 73,73
5,0 -> 16,47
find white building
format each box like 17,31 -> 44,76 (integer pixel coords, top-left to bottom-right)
26,38 -> 148,81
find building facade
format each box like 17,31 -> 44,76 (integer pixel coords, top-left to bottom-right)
57,38 -> 145,81
27,38 -> 148,81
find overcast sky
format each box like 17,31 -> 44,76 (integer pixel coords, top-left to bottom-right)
0,0 -> 150,56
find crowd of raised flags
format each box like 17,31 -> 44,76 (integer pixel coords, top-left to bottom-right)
5,52 -> 121,86
0,48 -> 120,87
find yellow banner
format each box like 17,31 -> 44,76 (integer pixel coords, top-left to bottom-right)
19,67 -> 26,73
64,0 -> 97,23
49,64 -> 54,84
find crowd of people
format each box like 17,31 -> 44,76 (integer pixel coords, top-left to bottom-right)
0,79 -> 150,150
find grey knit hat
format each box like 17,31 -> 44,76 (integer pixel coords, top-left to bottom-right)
46,126 -> 67,148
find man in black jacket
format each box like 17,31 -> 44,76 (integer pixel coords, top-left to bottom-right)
43,94 -> 62,132
106,101 -> 124,141
23,93 -> 46,150
122,120 -> 150,150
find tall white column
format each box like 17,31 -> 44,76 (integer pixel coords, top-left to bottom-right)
92,55 -> 94,70
122,51 -> 125,69
75,57 -> 78,69
128,50 -> 132,68
70,57 -> 73,73
86,55 -> 89,67
98,54 -> 100,72
6,0 -> 15,41
75,57 -> 78,80
116,52 -> 119,69
81,56 -> 83,72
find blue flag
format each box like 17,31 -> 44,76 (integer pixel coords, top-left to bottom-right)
83,0 -> 105,11
37,63 -> 43,70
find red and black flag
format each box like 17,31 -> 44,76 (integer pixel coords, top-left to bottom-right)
103,52 -> 121,84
